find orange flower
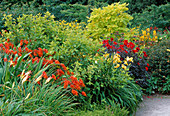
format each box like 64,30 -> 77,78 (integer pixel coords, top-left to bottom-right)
71,89 -> 78,96
52,74 -> 56,80
4,58 -> 7,62
60,63 -> 67,70
55,60 -> 60,64
82,91 -> 87,96
42,71 -> 48,79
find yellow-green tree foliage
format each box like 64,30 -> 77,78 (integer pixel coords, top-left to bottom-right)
86,2 -> 133,40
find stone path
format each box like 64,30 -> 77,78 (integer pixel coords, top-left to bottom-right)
134,95 -> 170,116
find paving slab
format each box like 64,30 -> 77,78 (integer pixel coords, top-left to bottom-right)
134,95 -> 170,116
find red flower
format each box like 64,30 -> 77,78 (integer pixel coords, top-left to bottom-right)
60,63 -> 67,71
52,74 -> 56,80
72,89 -> 78,96
4,58 -> 7,62
137,62 -> 140,65
124,40 -> 128,46
82,91 -> 87,96
154,26 -> 158,30
55,60 -> 60,64
111,38 -> 113,41
129,42 -> 135,49
145,67 -> 148,71
150,27 -> 153,30
113,42 -> 117,45
42,71 -> 48,79
136,47 -> 140,52
147,63 -> 150,67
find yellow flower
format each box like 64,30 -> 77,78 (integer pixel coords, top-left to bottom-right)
153,30 -> 157,36
142,30 -> 147,36
114,64 -> 120,68
103,53 -> 109,58
167,49 -> 170,52
124,61 -> 128,65
126,56 -> 133,62
122,64 -> 127,70
146,28 -> 150,32
147,33 -> 150,37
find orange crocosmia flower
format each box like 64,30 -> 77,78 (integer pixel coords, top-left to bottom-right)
20,40 -> 23,46
67,71 -> 70,75
70,84 -> 75,89
18,53 -> 22,56
24,40 -> 29,44
82,91 -> 87,96
79,79 -> 85,87
75,84 -> 81,90
18,47 -> 22,53
42,71 -> 48,79
29,54 -> 33,58
55,60 -> 60,64
71,72 -> 74,75
52,74 -> 56,80
4,58 -> 7,62
71,89 -> 78,96
43,49 -> 48,53
37,81 -> 40,85
64,80 -> 69,89
60,63 -> 67,70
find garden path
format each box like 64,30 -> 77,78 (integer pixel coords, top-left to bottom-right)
134,95 -> 170,116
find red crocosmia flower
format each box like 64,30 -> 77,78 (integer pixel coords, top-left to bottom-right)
120,45 -> 124,48
113,42 -> 117,45
43,49 -> 48,53
67,71 -> 70,75
37,81 -> 40,85
75,84 -> 81,90
60,63 -> 67,70
64,80 -> 70,89
29,54 -> 33,58
18,53 -> 22,56
71,72 -> 74,75
0,43 -> 3,47
52,74 -> 56,80
24,40 -> 29,44
42,71 -> 48,79
20,40 -> 23,46
71,89 -> 78,96
137,62 -> 140,65
79,79 -> 85,87
18,47 -> 22,53
82,91 -> 87,96
147,63 -> 150,67
4,58 -> 7,62
55,60 -> 60,64
70,84 -> 75,89
7,38 -> 10,42
145,67 -> 148,71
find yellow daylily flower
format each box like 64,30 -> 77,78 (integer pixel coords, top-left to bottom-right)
122,64 -> 127,70
114,64 -> 120,68
167,49 -> 170,52
124,61 -> 128,65
126,56 -> 133,62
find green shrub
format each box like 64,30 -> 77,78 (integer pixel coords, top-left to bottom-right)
120,0 -> 168,14
130,4 -> 170,31
145,39 -> 170,94
0,2 -> 42,31
1,12 -> 57,49
73,53 -> 143,114
86,2 -> 133,40
75,103 -> 129,116
0,82 -> 76,115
